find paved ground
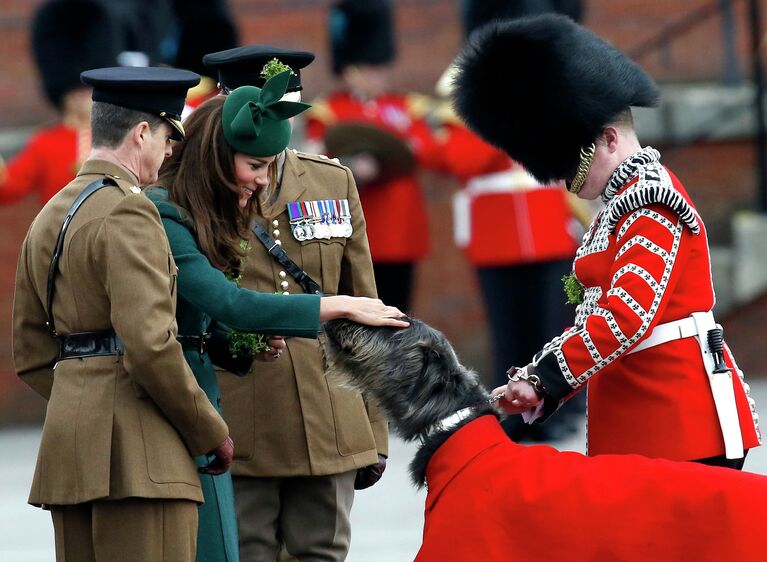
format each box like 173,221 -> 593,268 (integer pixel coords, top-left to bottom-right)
3,380 -> 767,562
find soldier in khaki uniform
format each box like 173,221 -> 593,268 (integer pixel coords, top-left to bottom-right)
12,67 -> 233,562
203,47 -> 388,561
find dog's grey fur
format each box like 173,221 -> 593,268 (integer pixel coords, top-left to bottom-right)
323,317 -> 497,485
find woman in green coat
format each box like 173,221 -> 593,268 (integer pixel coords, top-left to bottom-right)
147,72 -> 407,562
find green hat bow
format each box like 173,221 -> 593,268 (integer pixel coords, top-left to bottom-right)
223,70 -> 310,156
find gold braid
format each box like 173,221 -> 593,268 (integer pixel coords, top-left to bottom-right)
567,143 -> 596,194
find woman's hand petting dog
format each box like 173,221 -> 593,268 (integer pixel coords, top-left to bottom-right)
319,295 -> 410,328
491,379 -> 542,414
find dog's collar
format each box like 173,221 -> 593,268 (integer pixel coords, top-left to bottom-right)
419,406 -> 475,443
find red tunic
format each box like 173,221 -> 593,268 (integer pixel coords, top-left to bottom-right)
0,123 -> 84,206
418,415 -> 767,562
439,122 -> 578,266
305,91 -> 441,262
532,148 -> 760,460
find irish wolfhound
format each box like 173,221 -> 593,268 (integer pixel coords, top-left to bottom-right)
323,317 -> 767,561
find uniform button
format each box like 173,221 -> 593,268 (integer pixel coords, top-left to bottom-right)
280,280 -> 289,289
279,271 -> 287,279
282,291 -> 290,295
274,239 -> 282,246
272,229 -> 280,238
272,219 -> 279,228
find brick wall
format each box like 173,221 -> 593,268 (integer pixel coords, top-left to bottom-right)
1,0 -> 767,421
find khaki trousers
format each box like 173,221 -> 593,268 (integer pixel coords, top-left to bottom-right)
233,471 -> 356,562
50,497 -> 198,562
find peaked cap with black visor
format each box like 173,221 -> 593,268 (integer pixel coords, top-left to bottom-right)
452,14 -> 660,193
80,67 -> 200,141
203,45 -> 315,94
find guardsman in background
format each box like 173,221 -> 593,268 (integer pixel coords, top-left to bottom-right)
171,4 -> 239,116
12,66 -> 232,561
434,0 -> 590,440
454,15 -> 760,467
305,0 -> 442,313
204,46 -> 389,561
0,0 -> 121,206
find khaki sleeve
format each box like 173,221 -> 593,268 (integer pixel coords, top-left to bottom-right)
338,167 -> 378,298
366,400 -> 390,457
12,233 -> 58,399
100,195 -> 228,456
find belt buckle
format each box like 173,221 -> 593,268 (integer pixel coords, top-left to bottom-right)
200,333 -> 211,354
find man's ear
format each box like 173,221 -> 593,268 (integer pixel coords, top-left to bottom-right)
602,125 -> 620,153
131,121 -> 151,146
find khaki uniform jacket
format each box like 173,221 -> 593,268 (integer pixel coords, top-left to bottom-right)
218,149 -> 388,477
12,159 -> 228,506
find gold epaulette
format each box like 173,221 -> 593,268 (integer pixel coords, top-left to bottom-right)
186,76 -> 218,104
304,99 -> 337,126
432,99 -> 463,126
405,92 -> 438,120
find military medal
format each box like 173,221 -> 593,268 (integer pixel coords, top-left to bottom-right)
339,199 -> 353,237
310,200 -> 331,239
288,201 -> 314,241
329,199 -> 343,237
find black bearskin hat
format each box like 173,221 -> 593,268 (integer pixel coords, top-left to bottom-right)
32,0 -> 122,108
329,0 -> 396,75
461,0 -> 584,37
174,10 -> 239,78
452,14 -> 659,183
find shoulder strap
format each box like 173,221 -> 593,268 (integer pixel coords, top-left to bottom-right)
46,178 -> 118,336
250,222 -> 323,296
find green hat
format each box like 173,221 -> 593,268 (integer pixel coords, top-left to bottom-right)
222,70 -> 310,156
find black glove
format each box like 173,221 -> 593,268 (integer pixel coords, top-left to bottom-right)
354,454 -> 387,490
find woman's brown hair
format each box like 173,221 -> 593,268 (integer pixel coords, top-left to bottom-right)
157,96 -> 261,273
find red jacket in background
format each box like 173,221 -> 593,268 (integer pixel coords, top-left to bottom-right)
0,123 -> 87,206
439,122 -> 578,266
305,91 -> 442,263
418,415 -> 767,562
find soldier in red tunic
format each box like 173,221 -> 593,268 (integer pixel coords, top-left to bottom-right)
454,15 -> 760,468
0,0 -> 121,207
305,0 -> 442,312
436,0 -> 592,442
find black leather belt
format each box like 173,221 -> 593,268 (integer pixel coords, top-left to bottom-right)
176,333 -> 211,354
58,330 -> 124,360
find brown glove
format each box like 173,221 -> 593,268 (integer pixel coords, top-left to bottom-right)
354,454 -> 387,490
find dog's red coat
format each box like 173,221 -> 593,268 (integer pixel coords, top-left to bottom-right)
417,416 -> 766,561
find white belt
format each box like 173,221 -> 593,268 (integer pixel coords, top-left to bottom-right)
628,311 -> 744,459
627,316 -> 699,355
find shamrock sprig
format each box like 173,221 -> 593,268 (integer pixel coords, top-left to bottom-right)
562,272 -> 585,305
225,240 -> 270,356
260,58 -> 296,80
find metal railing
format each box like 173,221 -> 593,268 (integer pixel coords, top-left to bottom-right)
623,0 -> 767,210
